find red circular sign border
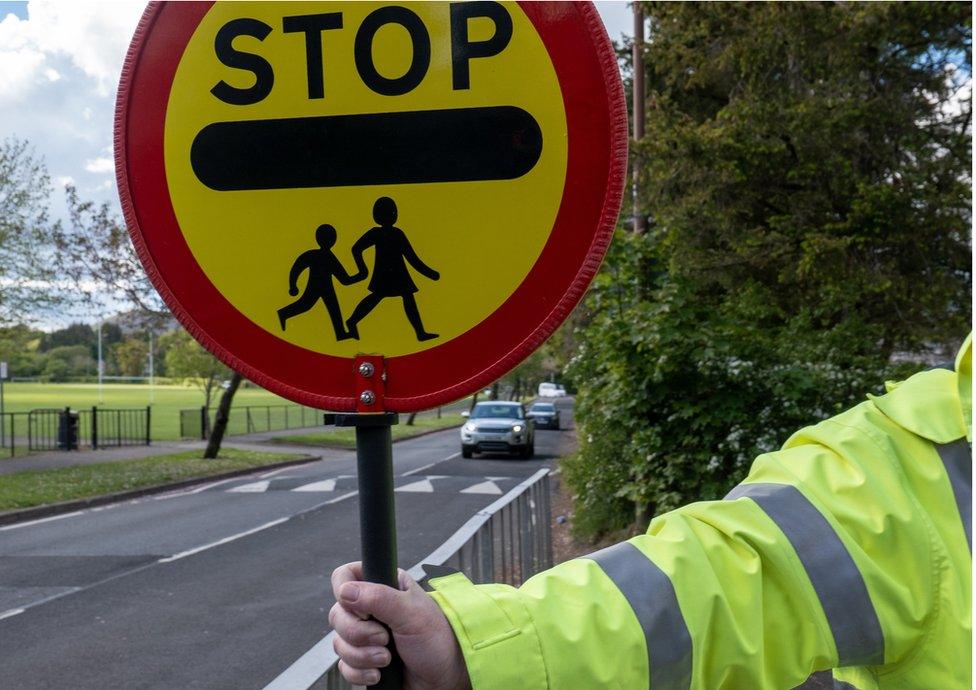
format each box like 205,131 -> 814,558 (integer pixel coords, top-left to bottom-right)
115,1 -> 626,412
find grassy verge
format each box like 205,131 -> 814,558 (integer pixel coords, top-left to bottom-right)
274,415 -> 462,448
0,448 -> 304,512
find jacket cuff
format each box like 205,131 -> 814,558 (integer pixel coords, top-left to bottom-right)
429,573 -> 549,690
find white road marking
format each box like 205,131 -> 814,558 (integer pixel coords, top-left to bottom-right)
154,476 -> 239,500
401,451 -> 460,476
0,608 -> 24,621
228,480 -> 270,493
401,461 -> 436,477
395,479 -> 434,493
292,479 -> 337,492
2,490 -> 362,623
260,466 -> 304,479
460,480 -> 502,495
319,491 -> 357,506
0,511 -> 84,532
158,517 -> 289,563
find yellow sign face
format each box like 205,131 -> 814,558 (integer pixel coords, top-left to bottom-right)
164,1 -> 567,358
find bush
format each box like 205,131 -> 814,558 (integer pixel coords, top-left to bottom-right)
566,2 -> 970,537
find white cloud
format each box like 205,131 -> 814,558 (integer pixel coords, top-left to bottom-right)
0,1 -> 142,227
84,156 -> 114,173
0,2 -> 144,98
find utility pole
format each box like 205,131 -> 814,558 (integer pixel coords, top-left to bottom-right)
97,319 -> 104,404
148,330 -> 155,404
632,2 -> 646,234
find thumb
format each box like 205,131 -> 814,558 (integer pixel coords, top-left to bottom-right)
339,580 -> 418,631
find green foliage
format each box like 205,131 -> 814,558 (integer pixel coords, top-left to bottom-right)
42,345 -> 94,382
0,324 -> 45,377
161,329 -> 229,407
115,338 -> 150,377
39,322 -> 95,352
568,3 -> 972,537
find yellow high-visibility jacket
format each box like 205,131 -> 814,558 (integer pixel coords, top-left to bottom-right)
430,336 -> 972,689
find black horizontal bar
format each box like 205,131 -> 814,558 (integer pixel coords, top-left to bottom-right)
190,106 -> 542,191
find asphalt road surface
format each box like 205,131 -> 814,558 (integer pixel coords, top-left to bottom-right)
0,402 -> 575,689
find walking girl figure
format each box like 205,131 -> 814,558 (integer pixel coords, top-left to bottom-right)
346,197 -> 440,341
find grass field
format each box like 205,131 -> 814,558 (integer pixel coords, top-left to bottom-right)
0,448 -> 304,511
274,414 -> 463,448
0,382 -> 475,443
0,382 -> 297,441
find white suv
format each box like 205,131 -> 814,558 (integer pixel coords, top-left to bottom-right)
461,401 -> 535,459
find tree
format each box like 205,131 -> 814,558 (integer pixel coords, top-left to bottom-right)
162,329 -> 229,413
39,323 -> 95,352
49,186 -> 167,319
0,138 -> 58,323
567,2 -> 972,536
204,372 -> 242,458
49,189 -> 246,455
0,324 -> 46,377
42,345 -> 93,381
115,337 -> 149,377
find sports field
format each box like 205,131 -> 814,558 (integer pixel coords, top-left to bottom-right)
1,382 -> 296,440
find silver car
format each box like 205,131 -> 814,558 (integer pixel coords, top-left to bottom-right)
528,401 -> 560,430
460,401 -> 535,459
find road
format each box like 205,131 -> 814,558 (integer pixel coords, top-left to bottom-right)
0,402 -> 575,689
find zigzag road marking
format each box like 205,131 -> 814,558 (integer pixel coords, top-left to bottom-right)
223,475 -> 518,495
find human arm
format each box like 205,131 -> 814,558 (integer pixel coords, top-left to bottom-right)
288,253 -> 311,296
330,255 -> 361,286
330,366 -> 969,689
400,233 -> 439,281
348,231 -> 373,282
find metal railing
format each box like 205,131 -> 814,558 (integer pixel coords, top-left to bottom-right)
305,469 -> 553,690
0,412 -> 29,457
179,404 -> 324,440
19,407 -> 151,454
79,407 -> 152,449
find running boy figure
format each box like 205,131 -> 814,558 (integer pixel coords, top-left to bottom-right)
346,197 -> 440,341
277,224 -> 362,340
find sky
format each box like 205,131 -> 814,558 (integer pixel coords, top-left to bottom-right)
0,0 -> 634,329
0,1 -> 633,230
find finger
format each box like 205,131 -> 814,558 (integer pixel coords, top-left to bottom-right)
331,561 -> 364,600
333,634 -> 391,670
338,660 -> 380,687
329,603 -> 389,647
338,574 -> 423,630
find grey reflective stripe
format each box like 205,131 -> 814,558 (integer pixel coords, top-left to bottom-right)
585,542 -> 692,690
935,439 -> 972,552
832,679 -> 860,690
725,483 -> 885,667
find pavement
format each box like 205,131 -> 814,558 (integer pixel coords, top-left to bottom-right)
0,401 -> 576,689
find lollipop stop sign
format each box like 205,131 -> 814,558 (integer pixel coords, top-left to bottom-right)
117,3 -> 625,687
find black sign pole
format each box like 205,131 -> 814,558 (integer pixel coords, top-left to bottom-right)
333,411 -> 403,689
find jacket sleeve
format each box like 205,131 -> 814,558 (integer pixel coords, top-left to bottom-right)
428,399 -> 946,690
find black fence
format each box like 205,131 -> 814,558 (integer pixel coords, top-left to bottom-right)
0,407 -> 152,457
0,412 -> 29,457
179,404 -> 323,440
